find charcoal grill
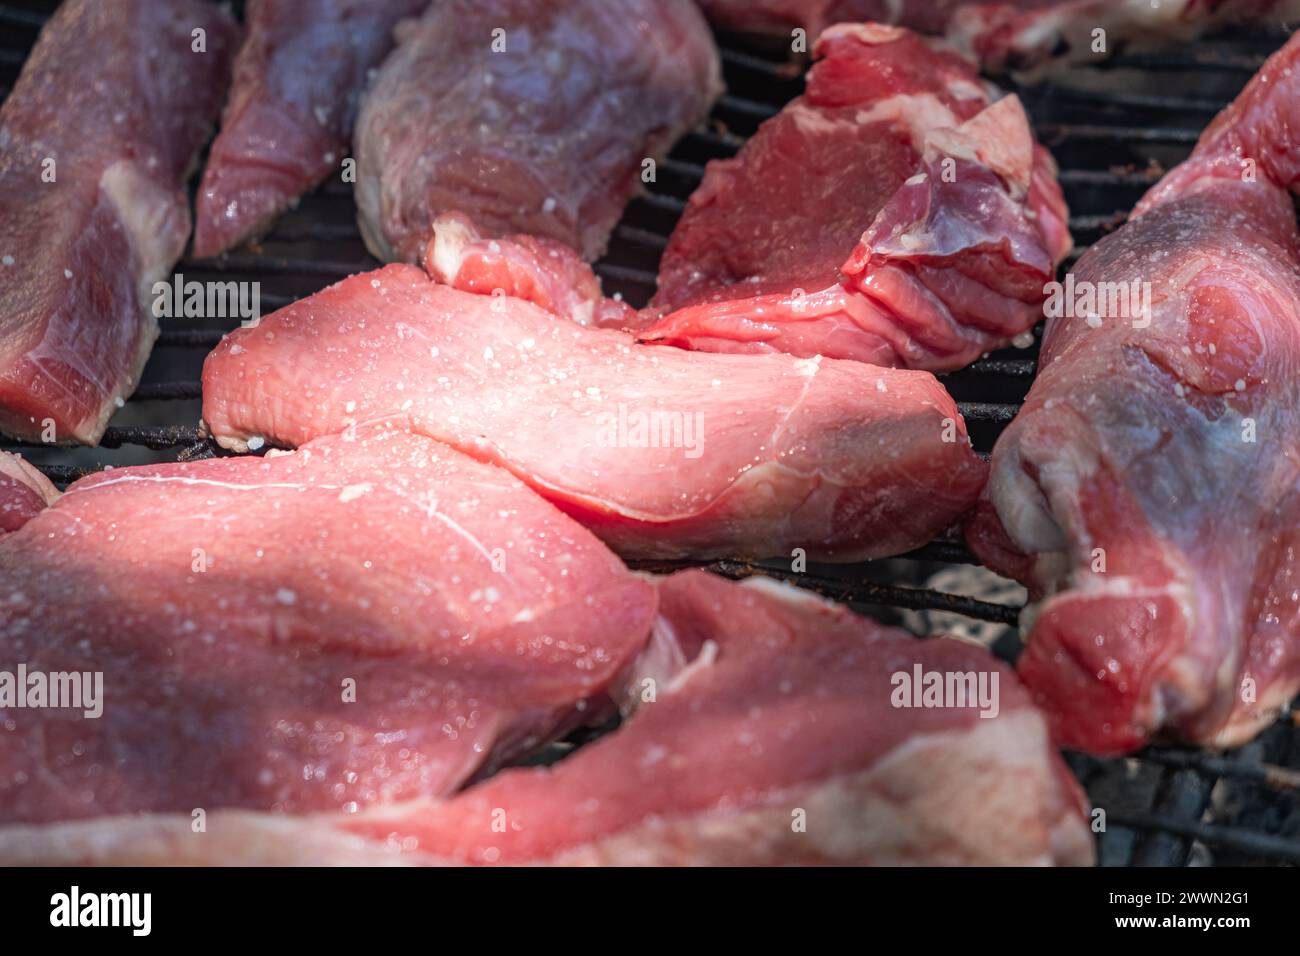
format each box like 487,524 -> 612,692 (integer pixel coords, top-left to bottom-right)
2,0 -> 1298,866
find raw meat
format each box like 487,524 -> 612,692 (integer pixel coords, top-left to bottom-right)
341,571 -> 1095,865
0,419 -> 657,823
0,572 -> 1095,866
425,212 -> 635,327
637,24 -> 1070,373
695,1 -> 1300,72
0,0 -> 237,444
201,263 -> 988,562
353,0 -> 721,264
193,0 -> 428,258
967,32 -> 1300,753
0,452 -> 58,534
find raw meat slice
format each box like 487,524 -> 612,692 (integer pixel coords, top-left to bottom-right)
0,451 -> 58,535
0,572 -> 1095,866
353,0 -> 722,264
342,571 -> 1094,865
0,0 -> 238,445
695,1 -> 1300,72
425,213 -> 635,327
201,263 -> 988,562
0,419 -> 657,823
966,32 -> 1300,753
193,0 -> 428,258
637,24 -> 1070,373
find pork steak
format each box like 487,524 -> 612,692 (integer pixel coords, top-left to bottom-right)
353,0 -> 721,263
0,420 -> 657,822
967,31 -> 1300,753
0,572 -> 1095,866
0,0 -> 237,444
202,263 -> 989,562
193,0 -> 428,258
636,24 -> 1070,373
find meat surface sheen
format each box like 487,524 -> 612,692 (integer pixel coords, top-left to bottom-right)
0,572 -> 1094,866
0,420 -> 657,823
193,0 -> 428,258
0,0 -> 238,444
354,0 -> 721,263
638,24 -> 1070,373
202,263 -> 988,562
967,32 -> 1300,753
340,571 -> 1094,866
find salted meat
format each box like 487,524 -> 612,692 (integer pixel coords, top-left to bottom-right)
0,420 -> 656,822
193,0 -> 428,257
353,0 -> 721,263
0,0 -> 237,444
202,263 -> 988,562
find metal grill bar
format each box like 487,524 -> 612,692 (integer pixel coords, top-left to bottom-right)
628,560 -> 1022,624
0,3 -> 45,27
1048,86 -> 1224,112
1037,122 -> 1202,143
1144,749 -> 1300,791
1115,50 -> 1268,71
3,425 -> 206,451
1111,812 -> 1300,865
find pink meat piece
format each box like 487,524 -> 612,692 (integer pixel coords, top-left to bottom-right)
201,263 -> 988,562
193,0 -> 427,258
0,572 -> 1095,866
0,451 -> 59,535
353,0 -> 722,264
346,571 -> 1094,866
0,0 -> 237,444
695,1 -> 1300,72
425,213 -> 636,327
966,32 -> 1300,754
637,24 -> 1070,373
0,419 -> 657,823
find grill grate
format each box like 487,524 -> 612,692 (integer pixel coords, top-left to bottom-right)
2,0 -> 1298,866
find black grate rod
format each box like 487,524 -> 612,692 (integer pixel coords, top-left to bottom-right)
1112,811 -> 1300,865
629,559 -> 1023,625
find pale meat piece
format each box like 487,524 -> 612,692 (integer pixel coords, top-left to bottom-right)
0,420 -> 657,823
193,0 -> 428,258
425,212 -> 635,327
353,0 -> 722,264
0,0 -> 238,444
695,1 -> 1300,72
0,451 -> 58,534
0,572 -> 1095,866
967,32 -> 1300,753
201,263 -> 988,562
637,25 -> 1070,373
